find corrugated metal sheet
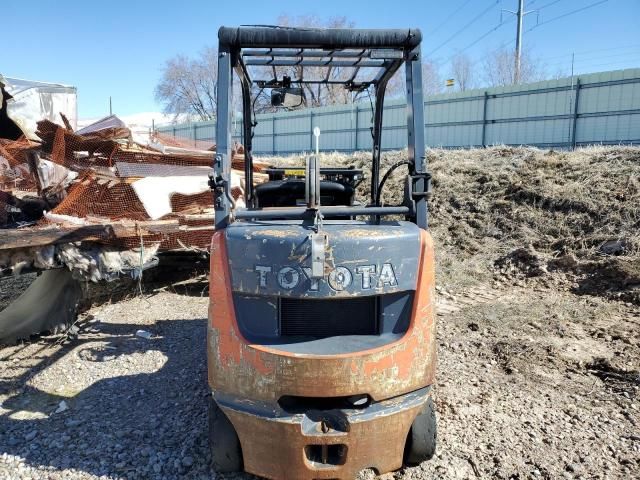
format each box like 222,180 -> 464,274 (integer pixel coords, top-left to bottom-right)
156,68 -> 640,154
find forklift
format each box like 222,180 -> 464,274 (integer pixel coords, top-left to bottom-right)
208,26 -> 436,479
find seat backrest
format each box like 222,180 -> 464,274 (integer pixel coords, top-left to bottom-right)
255,180 -> 355,208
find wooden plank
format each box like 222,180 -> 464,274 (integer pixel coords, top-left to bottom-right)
0,220 -> 185,250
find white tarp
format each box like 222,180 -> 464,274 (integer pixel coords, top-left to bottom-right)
0,74 -> 77,139
131,172 -> 244,220
131,176 -> 211,220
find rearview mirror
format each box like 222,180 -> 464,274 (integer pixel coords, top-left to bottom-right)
271,88 -> 305,108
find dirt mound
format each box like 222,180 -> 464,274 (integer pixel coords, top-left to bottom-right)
494,246 -> 548,277
426,146 -> 639,255
576,257 -> 640,304
495,247 -> 640,303
264,146 -> 640,302
587,357 -> 640,397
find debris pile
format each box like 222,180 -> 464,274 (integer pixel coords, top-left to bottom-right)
0,107 -> 266,279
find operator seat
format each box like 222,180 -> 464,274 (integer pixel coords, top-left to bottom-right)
255,179 -> 355,208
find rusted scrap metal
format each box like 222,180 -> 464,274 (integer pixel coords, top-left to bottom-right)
36,119 -> 123,170
2,116 -> 265,235
0,114 -> 271,285
0,138 -> 40,192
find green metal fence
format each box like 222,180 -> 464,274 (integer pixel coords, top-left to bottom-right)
156,68 -> 640,154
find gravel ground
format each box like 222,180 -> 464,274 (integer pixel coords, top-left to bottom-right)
1,281 -> 638,480
0,292 -> 213,480
0,275 -> 36,311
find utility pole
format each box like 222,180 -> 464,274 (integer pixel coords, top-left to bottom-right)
514,0 -> 524,84
109,96 -> 112,116
503,0 -> 536,84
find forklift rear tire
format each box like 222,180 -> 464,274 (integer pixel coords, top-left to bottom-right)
403,396 -> 437,466
208,396 -> 243,472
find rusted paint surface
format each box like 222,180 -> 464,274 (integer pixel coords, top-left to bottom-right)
242,228 -> 300,239
207,229 -> 436,403
339,227 -> 406,238
218,389 -> 431,480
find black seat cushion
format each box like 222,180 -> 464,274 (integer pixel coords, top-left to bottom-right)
255,180 -> 355,208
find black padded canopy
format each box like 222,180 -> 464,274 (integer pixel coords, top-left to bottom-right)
218,26 -> 422,50
220,26 -> 418,89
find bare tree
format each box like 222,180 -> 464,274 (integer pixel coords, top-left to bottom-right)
249,15 -> 407,111
155,47 -> 218,120
422,61 -> 443,96
264,15 -> 361,108
483,48 -> 545,87
550,66 -> 571,80
449,53 -> 475,91
155,16 -> 409,118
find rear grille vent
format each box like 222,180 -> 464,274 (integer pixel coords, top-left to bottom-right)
280,297 -> 377,338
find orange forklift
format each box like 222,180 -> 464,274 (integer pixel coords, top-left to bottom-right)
207,26 -> 436,479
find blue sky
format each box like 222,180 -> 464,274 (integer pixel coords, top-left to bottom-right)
4,0 -> 639,119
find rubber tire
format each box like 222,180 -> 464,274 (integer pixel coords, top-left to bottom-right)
403,396 -> 437,466
208,397 -> 243,473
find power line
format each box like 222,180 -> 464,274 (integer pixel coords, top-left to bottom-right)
541,44 -> 640,61
543,53 -> 640,69
438,4 -> 524,63
492,37 -> 517,54
468,38 -> 637,76
535,0 -> 566,11
526,0 -> 609,33
427,1 -> 500,57
455,16 -> 516,56
437,0 -> 584,68
466,36 -> 516,68
428,0 -> 475,37
565,57 -> 640,70
439,18 -> 514,70
543,50 -> 640,66
441,0 -> 618,77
